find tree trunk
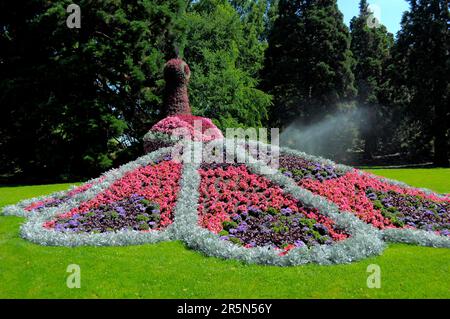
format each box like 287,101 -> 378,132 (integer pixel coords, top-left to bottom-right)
363,106 -> 377,160
434,132 -> 449,167
433,104 -> 449,167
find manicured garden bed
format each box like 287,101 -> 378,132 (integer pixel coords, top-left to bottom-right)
198,163 -> 349,252
1,168 -> 449,298
2,141 -> 449,265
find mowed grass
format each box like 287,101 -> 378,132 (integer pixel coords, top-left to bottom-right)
0,169 -> 449,299
366,168 -> 450,194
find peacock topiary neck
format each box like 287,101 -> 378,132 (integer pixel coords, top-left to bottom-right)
163,58 -> 192,116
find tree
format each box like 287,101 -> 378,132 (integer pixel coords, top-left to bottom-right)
263,0 -> 356,128
350,0 -> 393,159
0,0 -> 185,182
230,0 -> 268,77
393,0 -> 449,167
184,0 -> 271,129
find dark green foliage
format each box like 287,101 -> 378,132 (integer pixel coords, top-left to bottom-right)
1,0 -> 448,182
0,0 -> 272,183
391,0 -> 449,167
222,220 -> 238,231
0,0 -> 185,182
263,0 -> 356,128
350,0 -> 394,159
184,0 -> 271,129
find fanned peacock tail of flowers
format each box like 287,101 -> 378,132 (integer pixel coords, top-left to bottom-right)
6,140 -> 450,265
3,58 -> 449,265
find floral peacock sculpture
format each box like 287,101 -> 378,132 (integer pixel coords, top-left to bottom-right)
3,58 -> 449,266
143,58 -> 223,153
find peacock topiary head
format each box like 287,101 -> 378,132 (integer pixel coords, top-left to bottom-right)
164,58 -> 191,86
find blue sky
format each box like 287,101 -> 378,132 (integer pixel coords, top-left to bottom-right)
337,0 -> 410,34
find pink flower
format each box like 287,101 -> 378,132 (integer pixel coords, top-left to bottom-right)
197,164 -> 347,242
299,170 -> 450,230
24,178 -> 104,212
150,115 -> 223,142
45,161 -> 182,230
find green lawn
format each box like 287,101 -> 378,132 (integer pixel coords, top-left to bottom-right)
0,169 -> 449,299
366,168 -> 450,194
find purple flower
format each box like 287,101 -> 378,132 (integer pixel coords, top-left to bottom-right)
440,229 -> 450,236
231,214 -> 241,221
236,224 -> 248,232
248,206 -> 260,212
424,210 -> 434,216
68,220 -> 79,227
367,193 -> 377,200
116,207 -> 126,216
135,204 -> 145,211
294,240 -> 305,248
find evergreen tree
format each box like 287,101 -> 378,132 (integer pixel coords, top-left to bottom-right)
393,0 -> 449,167
0,0 -> 185,182
231,0 -> 268,77
350,0 -> 393,159
263,0 -> 356,128
184,0 -> 271,129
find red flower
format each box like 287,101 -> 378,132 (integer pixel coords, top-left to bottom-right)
45,160 -> 182,230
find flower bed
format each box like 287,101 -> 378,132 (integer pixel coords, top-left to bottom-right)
149,114 -> 223,142
197,163 -> 348,252
48,195 -> 162,233
44,158 -> 182,233
2,177 -> 105,217
365,188 -> 450,236
279,153 -> 345,182
24,179 -> 103,212
6,139 -> 449,264
298,170 -> 450,235
143,115 -> 224,153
